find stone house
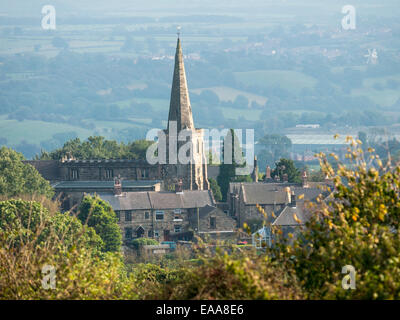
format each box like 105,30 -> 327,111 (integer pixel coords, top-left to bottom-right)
253,194 -> 315,248
228,181 -> 325,228
54,179 -> 161,211
228,182 -> 291,227
191,204 -> 237,240
98,187 -> 229,242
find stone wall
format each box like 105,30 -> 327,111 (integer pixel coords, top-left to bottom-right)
118,208 -> 191,242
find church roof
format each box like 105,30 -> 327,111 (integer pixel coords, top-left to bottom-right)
53,180 -> 160,189
167,37 -> 195,131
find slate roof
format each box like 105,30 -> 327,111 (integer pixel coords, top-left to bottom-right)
98,190 -> 214,211
240,183 -> 289,205
292,186 -> 324,202
99,192 -> 151,210
272,205 -> 312,226
229,182 -> 326,205
198,204 -> 220,218
53,180 -> 160,189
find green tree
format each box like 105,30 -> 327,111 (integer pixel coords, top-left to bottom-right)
40,136 -> 154,161
78,195 -> 122,253
0,147 -> 54,198
217,129 -> 247,201
209,178 -> 222,202
0,198 -> 136,299
128,139 -> 155,160
272,158 -> 301,183
128,238 -> 159,250
0,198 -> 102,251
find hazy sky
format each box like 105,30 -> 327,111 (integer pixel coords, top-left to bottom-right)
1,0 -> 398,19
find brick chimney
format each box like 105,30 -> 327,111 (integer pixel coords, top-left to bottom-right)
265,165 -> 271,180
114,176 -> 122,196
252,156 -> 258,183
283,173 -> 288,183
302,170 -> 308,188
284,187 -> 291,204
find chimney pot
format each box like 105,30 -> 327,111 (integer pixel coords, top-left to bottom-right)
114,176 -> 122,196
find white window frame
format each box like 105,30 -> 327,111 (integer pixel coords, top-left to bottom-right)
155,210 -> 164,220
174,209 -> 183,221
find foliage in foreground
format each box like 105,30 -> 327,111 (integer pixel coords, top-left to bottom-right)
133,244 -> 303,300
3,136 -> 400,300
276,137 -> 400,299
0,197 -> 136,299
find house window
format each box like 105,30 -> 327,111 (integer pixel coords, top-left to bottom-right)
141,168 -> 149,179
154,230 -> 159,238
148,230 -> 153,237
174,209 -> 183,221
210,217 -> 217,229
71,168 -> 79,180
125,211 -> 132,222
125,227 -> 132,239
155,211 -> 164,220
105,168 -> 114,179
144,211 -> 150,220
115,211 -> 121,222
174,225 -> 182,233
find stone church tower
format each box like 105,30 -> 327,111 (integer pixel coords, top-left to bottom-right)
160,37 -> 209,191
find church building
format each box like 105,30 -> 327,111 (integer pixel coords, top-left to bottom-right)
26,36 -> 209,205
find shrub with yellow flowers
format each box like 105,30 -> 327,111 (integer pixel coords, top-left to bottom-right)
278,135 -> 400,299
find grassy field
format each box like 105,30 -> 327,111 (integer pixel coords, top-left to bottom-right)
0,116 -> 94,145
0,116 -> 152,146
220,106 -> 263,121
234,70 -> 318,94
350,75 -> 400,107
191,86 -> 267,106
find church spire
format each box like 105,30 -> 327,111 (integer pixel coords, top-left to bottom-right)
167,37 -> 194,131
